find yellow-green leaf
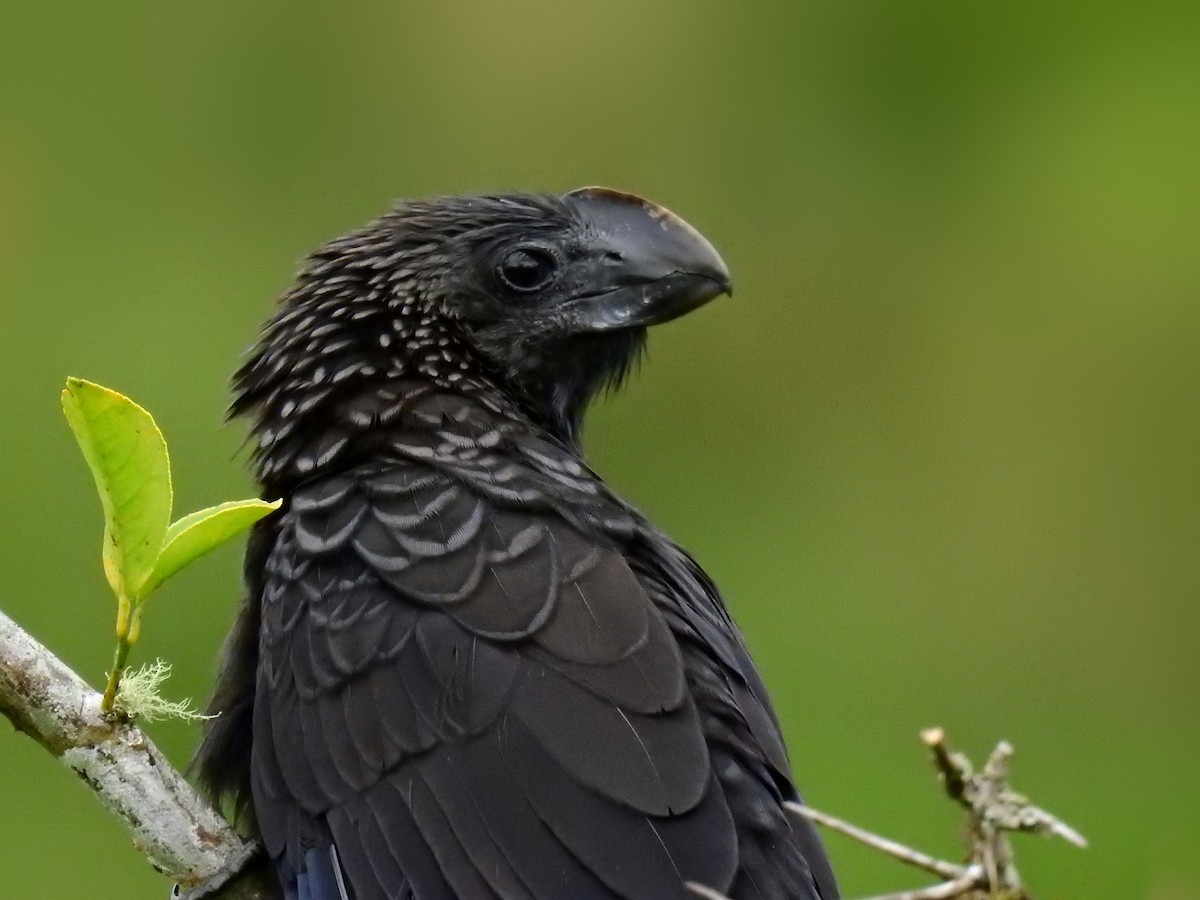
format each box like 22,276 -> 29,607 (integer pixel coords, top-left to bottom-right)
138,498 -> 281,600
62,378 -> 172,600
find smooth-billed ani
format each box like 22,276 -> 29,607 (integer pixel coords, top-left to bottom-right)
197,187 -> 839,900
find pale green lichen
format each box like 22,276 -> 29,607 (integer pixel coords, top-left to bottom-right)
112,659 -> 215,723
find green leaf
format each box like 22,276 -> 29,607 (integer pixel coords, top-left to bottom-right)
62,378 -> 172,600
137,498 -> 281,600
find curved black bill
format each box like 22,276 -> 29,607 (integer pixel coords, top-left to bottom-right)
560,187 -> 732,332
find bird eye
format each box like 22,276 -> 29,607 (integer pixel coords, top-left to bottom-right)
497,246 -> 559,293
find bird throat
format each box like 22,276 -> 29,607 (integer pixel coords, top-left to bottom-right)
514,328 -> 647,449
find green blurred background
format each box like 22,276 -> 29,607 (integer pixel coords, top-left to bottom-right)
1,2 -> 1196,898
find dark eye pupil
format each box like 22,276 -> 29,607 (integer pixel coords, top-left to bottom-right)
499,248 -> 556,291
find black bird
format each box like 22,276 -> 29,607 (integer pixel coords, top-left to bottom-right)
197,188 -> 839,900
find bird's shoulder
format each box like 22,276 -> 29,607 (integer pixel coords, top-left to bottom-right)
253,441 -> 744,898
268,453 -> 656,669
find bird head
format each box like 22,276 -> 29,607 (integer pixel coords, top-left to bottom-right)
237,188 -> 731,481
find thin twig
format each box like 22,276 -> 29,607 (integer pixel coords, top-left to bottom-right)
784,802 -> 966,881
857,866 -> 984,900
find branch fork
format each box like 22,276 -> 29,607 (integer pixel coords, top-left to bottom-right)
779,728 -> 1087,900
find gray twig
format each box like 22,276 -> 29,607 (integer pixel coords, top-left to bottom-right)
783,803 -> 966,881
856,867 -> 984,899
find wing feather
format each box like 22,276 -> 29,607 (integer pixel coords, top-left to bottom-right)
253,461 -> 737,898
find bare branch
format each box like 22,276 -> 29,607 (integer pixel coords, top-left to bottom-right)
784,802 -> 966,881
923,728 -> 1087,849
0,607 -> 261,897
857,867 -> 984,900
797,728 -> 1084,900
